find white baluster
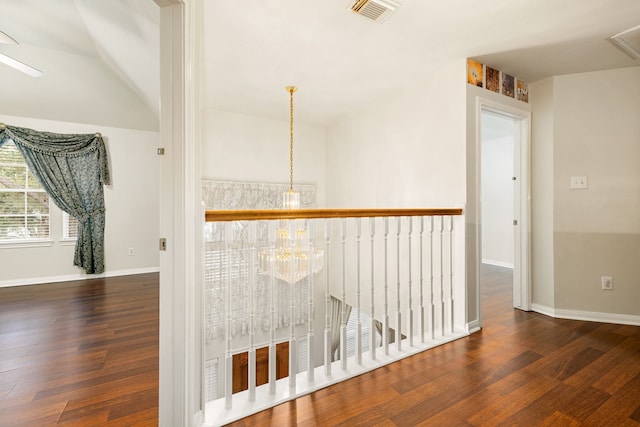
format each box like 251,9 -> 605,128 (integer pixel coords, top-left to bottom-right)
224,223 -> 233,409
324,219 -> 332,376
356,218 -> 362,365
369,217 -> 376,361
407,216 -> 414,347
429,216 -> 435,340
340,218 -> 348,370
395,216 -> 402,352
419,216 -> 425,343
449,216 -> 455,334
383,217 -> 389,355
306,220 -> 314,382
268,222 -> 277,395
440,216 -> 445,337
288,220 -> 297,393
248,222 -> 257,401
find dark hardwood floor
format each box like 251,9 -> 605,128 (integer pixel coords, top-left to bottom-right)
231,264 -> 640,427
2,267 -> 639,426
0,273 -> 159,426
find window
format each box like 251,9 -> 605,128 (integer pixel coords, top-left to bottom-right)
0,140 -> 50,241
63,211 -> 79,239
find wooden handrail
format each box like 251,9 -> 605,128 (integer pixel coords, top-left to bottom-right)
205,208 -> 463,222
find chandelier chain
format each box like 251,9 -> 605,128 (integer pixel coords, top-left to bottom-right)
288,86 -> 295,191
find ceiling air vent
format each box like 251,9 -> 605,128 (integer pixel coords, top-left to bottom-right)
610,25 -> 640,60
350,0 -> 400,22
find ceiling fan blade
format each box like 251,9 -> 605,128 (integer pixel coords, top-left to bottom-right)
0,30 -> 18,45
0,52 -> 42,78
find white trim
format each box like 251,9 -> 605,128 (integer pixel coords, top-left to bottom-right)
0,239 -> 54,249
59,237 -> 77,246
157,0 -> 202,425
531,303 -> 640,326
476,97 -> 532,313
530,303 -> 555,317
467,319 -> 481,333
0,267 -> 159,288
481,259 -> 514,269
184,0 -> 203,424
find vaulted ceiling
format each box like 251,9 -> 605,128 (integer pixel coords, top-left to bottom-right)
1,0 -> 638,130
0,0 -> 159,130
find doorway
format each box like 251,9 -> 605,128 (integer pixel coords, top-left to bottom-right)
478,100 -> 531,312
481,111 -> 515,270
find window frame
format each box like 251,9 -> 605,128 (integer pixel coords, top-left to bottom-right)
61,211 -> 79,244
0,140 -> 52,246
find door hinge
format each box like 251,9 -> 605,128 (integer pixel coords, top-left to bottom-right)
512,176 -> 517,181
157,148 -> 165,155
513,220 -> 518,226
159,238 -> 167,251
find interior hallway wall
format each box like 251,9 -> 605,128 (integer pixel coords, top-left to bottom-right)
201,109 -> 326,207
553,67 -> 640,317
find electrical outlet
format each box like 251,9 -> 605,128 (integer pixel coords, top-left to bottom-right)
128,247 -> 135,256
570,176 -> 588,189
601,276 -> 613,290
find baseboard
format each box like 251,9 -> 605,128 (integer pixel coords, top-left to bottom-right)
531,303 -> 640,326
0,267 -> 160,288
530,303 -> 556,318
467,319 -> 481,333
482,259 -> 514,269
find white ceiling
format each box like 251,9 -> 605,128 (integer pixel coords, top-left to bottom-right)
1,0 -> 639,129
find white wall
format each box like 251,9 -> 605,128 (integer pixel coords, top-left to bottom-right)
0,114 -> 160,286
201,109 -> 326,206
325,62 -> 466,209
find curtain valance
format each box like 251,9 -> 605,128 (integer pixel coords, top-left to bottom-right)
0,123 -> 110,274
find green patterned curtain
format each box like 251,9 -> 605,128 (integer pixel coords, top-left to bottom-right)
0,123 -> 110,274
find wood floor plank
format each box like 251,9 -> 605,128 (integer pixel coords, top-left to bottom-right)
333,408 -> 399,427
631,402 -> 640,423
497,381 -> 580,426
584,372 -> 640,426
560,385 -> 612,422
539,411 -> 581,427
467,374 -> 560,426
563,336 -> 640,393
591,340 -> 640,394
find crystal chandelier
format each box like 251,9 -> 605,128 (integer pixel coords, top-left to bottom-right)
258,86 -> 323,284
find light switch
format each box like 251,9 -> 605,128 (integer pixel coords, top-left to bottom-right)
570,176 -> 587,189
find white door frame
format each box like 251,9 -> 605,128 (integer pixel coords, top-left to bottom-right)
157,0 -> 203,425
476,97 -> 531,312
